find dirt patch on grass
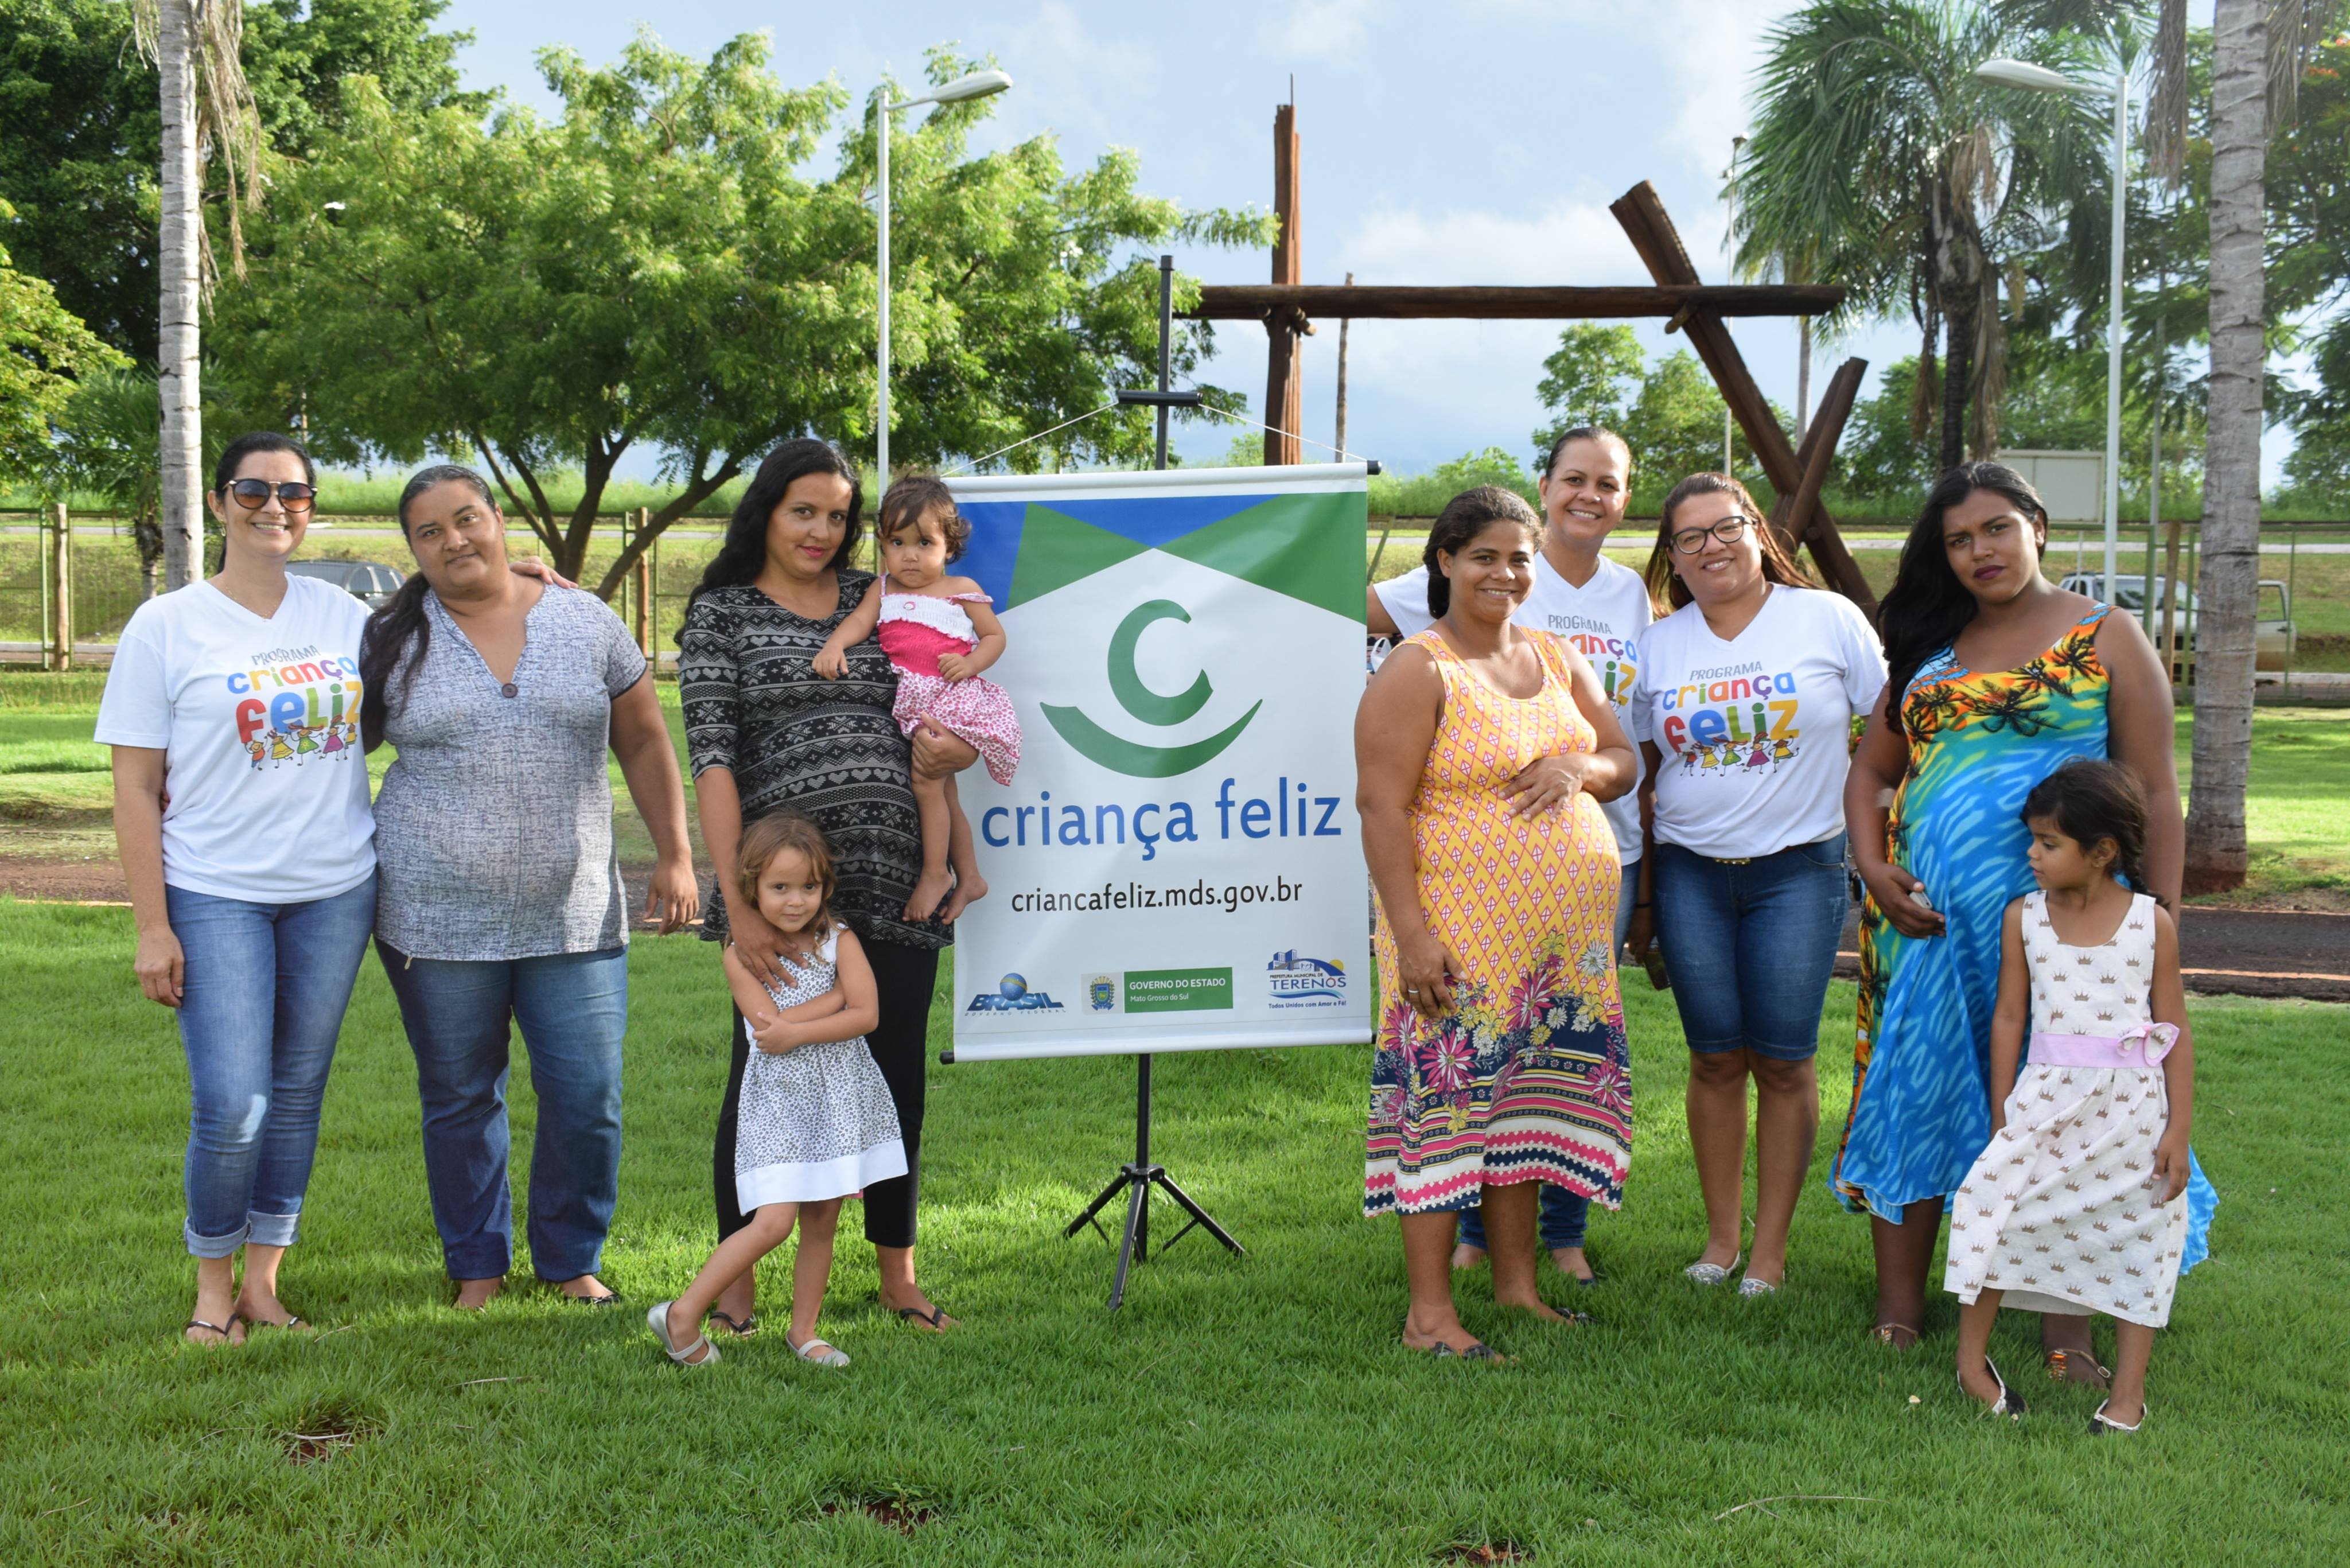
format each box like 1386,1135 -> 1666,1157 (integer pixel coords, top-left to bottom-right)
0,857 -> 125,902
819,1495 -> 937,1535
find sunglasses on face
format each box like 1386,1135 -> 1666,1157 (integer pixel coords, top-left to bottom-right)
221,478 -> 317,513
1670,516 -> 1755,555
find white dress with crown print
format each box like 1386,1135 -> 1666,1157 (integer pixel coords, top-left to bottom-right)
1942,890 -> 2189,1328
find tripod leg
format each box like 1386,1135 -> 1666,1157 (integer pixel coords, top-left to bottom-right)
1108,1169 -> 1151,1310
1151,1169 -> 1246,1255
1064,1169 -> 1133,1240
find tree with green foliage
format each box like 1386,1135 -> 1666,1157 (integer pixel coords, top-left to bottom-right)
216,33 -> 1267,598
1530,323 -> 1643,463
0,0 -> 479,364
0,199 -> 127,490
1737,2 -> 2109,473
2271,30 -> 2350,507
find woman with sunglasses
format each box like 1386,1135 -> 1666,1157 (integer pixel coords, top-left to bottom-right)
1621,474 -> 1885,1299
95,433 -> 377,1344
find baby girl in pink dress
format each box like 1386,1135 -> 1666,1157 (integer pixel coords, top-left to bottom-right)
815,475 -> 1020,922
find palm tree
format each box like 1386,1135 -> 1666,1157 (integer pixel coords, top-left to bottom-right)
1737,1 -> 2108,472
132,1 -> 260,592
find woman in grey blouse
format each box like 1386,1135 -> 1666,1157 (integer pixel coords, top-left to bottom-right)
361,465 -> 698,1309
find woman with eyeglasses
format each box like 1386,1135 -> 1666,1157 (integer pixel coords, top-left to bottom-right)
95,433 -> 379,1345
1621,473 -> 1885,1300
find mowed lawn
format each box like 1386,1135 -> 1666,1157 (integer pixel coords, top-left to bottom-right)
1,898 -> 2345,1565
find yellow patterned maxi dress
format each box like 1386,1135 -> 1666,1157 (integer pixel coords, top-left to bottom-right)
1365,629 -> 1632,1217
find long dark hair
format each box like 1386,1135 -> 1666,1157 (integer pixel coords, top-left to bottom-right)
358,464 -> 497,749
1640,472 -> 1812,613
1422,485 -> 1541,619
2020,757 -> 2151,895
1878,462 -> 2050,737
680,439 -> 864,635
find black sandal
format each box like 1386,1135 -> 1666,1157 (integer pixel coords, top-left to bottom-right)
184,1314 -> 239,1345
242,1314 -> 308,1332
894,1304 -> 955,1330
707,1310 -> 759,1338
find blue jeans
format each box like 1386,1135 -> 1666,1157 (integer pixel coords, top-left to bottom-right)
1652,834 -> 1849,1062
167,875 -> 376,1258
1458,863 -> 1640,1254
380,943 -> 629,1282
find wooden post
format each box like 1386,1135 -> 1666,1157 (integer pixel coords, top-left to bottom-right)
1334,271 -> 1353,461
1263,101 -> 1305,465
46,501 -> 72,672
632,507 -> 652,657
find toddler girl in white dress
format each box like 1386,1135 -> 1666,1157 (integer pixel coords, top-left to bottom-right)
1946,760 -> 2195,1434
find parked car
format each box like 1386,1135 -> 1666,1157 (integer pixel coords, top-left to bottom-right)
2055,571 -> 2295,670
287,558 -> 406,610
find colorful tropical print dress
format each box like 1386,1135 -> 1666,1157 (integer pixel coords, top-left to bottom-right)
1830,605 -> 2213,1267
1365,629 -> 1632,1217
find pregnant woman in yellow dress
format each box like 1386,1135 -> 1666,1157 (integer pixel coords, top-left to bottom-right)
1356,485 -> 1639,1359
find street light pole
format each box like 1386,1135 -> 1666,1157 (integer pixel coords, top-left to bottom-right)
1975,54 -> 2130,593
875,69 -> 1013,486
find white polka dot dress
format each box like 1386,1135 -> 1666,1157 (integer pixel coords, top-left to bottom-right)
1943,892 -> 2189,1328
733,931 -> 907,1212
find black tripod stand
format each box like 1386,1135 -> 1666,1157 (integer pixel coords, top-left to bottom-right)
1058,253 -> 1243,1310
1063,1052 -> 1243,1309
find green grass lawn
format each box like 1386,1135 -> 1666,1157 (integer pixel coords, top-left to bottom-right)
1,898 -> 2344,1565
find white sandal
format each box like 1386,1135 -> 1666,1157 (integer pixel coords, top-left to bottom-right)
1684,1251 -> 1741,1286
2088,1399 -> 2143,1435
788,1333 -> 850,1368
648,1299 -> 718,1367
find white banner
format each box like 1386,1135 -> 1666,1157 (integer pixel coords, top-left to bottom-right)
943,465 -> 1373,1061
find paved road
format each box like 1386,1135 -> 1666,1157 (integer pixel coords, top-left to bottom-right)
1835,902 -> 2350,1003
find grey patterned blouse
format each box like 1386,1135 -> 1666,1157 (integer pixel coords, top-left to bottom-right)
372,586 -> 648,960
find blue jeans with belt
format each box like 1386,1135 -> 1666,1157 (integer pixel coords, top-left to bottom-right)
167,875 -> 377,1258
1651,833 -> 1850,1061
379,942 -> 629,1282
1457,863 -> 1639,1255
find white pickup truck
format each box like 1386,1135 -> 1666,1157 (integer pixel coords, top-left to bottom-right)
2056,572 -> 2297,671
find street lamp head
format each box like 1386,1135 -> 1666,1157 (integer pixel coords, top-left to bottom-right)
892,69 -> 1014,111
1974,57 -> 2106,96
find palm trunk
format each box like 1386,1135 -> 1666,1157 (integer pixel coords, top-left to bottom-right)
2184,0 -> 2267,894
1938,299 -> 1974,475
157,0 -> 203,592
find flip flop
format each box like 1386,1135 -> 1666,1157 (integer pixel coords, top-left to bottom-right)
2045,1347 -> 2112,1388
894,1304 -> 954,1331
184,1314 -> 240,1346
1869,1322 -> 1921,1349
242,1314 -> 308,1332
708,1310 -> 759,1339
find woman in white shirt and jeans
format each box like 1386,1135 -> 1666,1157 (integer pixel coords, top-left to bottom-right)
1625,473 -> 1886,1298
97,433 -> 379,1345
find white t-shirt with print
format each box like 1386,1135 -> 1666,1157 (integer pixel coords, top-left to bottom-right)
95,575 -> 375,903
1627,584 -> 1886,861
1376,551 -> 1652,863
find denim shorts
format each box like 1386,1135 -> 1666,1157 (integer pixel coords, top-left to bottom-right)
1651,835 -> 1849,1063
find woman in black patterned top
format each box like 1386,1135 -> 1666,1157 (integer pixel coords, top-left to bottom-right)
679,439 -> 976,1334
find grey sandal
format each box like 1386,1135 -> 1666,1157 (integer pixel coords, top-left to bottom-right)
648,1299 -> 719,1367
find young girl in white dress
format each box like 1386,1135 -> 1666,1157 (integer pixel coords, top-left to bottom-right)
1946,759 -> 2195,1433
650,812 -> 905,1369
815,474 -> 1020,923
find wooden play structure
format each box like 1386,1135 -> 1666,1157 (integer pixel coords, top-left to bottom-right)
1183,103 -> 1878,609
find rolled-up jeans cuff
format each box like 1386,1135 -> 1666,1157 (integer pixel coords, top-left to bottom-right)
244,1209 -> 301,1248
184,1219 -> 250,1259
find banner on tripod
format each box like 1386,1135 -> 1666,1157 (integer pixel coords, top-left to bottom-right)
942,464 -> 1373,1062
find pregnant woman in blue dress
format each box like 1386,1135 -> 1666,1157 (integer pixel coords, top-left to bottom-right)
1835,462 -> 2214,1377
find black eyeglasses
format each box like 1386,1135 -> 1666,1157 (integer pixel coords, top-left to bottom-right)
222,478 -> 317,513
1669,516 -> 1754,555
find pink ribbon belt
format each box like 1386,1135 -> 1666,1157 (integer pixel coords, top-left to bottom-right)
2028,1022 -> 2182,1070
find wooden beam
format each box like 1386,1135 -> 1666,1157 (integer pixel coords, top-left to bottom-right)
1187,282 -> 1847,321
1608,180 -> 1876,609
1263,103 -> 1304,465
1775,357 -> 1867,596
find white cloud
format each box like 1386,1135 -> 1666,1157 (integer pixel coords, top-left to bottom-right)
1267,0 -> 1382,61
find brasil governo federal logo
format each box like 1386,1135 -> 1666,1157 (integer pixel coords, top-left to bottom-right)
954,488 -> 1366,781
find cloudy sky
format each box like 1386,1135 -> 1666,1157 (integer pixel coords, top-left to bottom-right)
439,0 -> 2271,480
